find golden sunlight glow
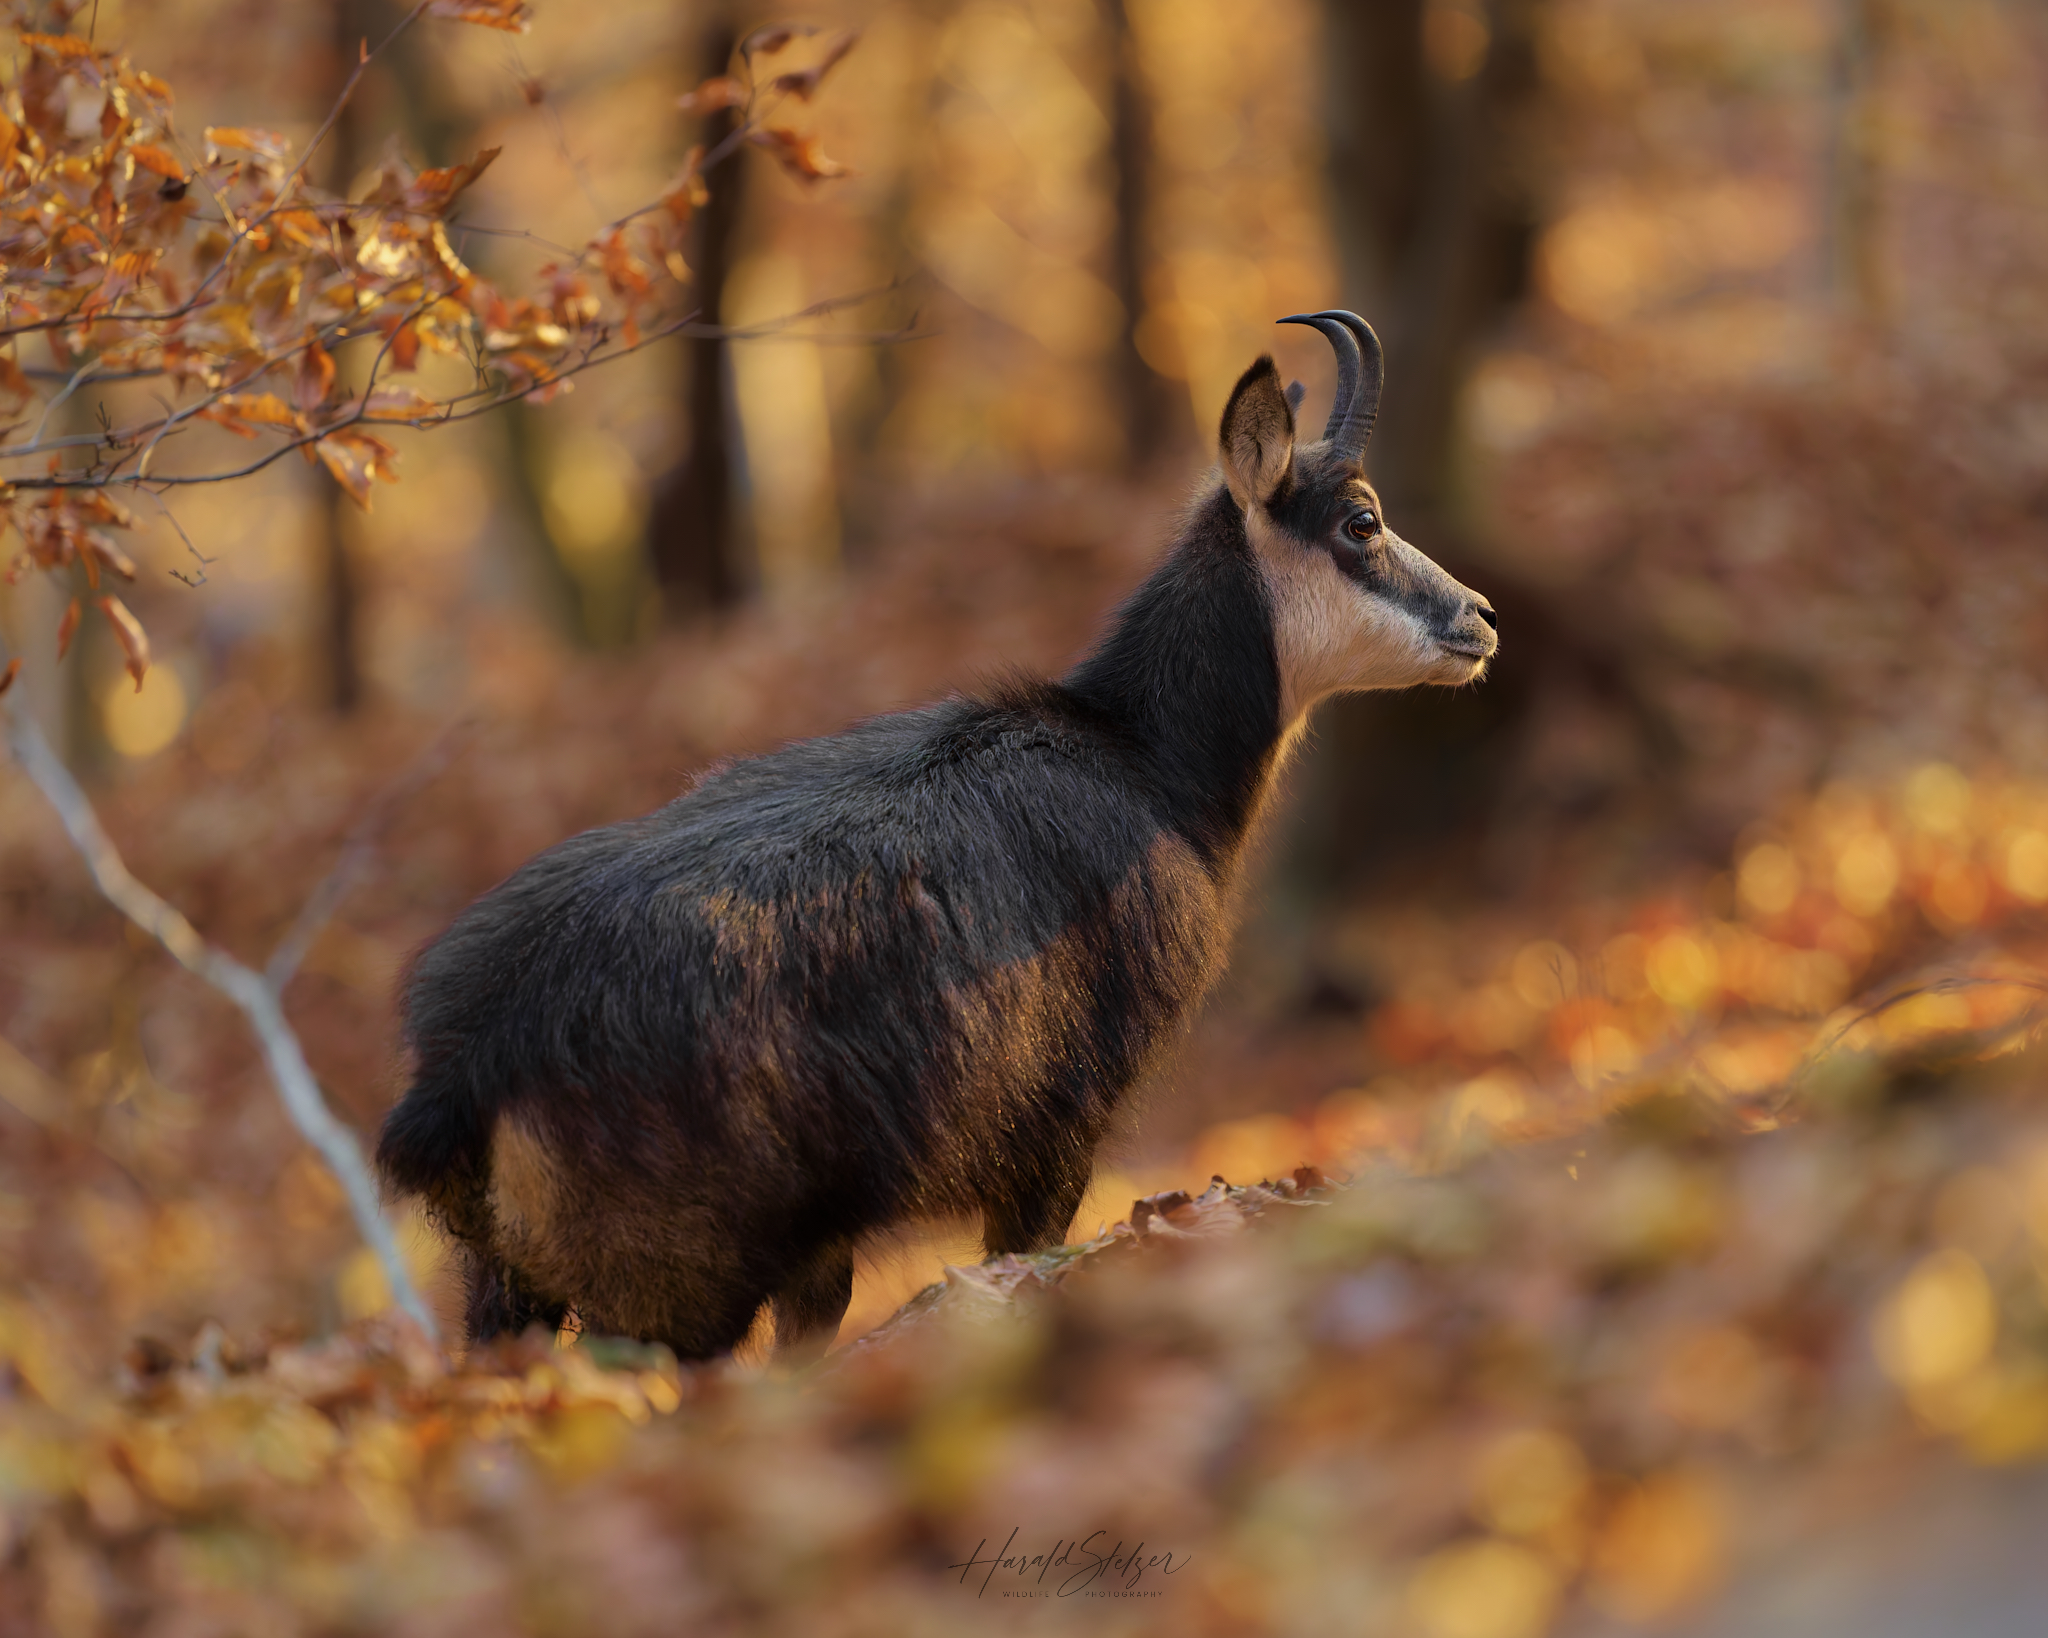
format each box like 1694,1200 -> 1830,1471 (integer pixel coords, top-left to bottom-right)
1408,1537 -> 1562,1638
101,665 -> 188,759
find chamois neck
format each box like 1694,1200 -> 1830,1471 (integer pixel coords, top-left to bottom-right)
1062,485 -> 1286,871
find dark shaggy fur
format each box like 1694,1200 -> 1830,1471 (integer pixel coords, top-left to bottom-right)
378,481 -> 1289,1359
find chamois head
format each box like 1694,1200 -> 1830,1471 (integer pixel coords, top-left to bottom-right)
1219,310 -> 1498,723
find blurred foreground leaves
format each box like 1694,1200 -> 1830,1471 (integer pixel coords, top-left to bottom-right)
8,958 -> 2048,1633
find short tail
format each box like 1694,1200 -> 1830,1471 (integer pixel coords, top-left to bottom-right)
375,1076 -> 491,1242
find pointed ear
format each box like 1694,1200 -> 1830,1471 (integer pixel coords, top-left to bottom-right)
1219,356 -> 1296,510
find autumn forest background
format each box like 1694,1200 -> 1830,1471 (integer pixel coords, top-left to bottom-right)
7,0 -> 2048,1632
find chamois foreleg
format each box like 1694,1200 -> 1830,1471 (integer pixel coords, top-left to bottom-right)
982,1163 -> 1093,1258
462,1249 -> 570,1345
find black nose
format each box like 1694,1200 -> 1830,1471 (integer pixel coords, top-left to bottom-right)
1475,600 -> 1497,631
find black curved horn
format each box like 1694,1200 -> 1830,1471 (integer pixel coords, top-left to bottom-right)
1276,309 -> 1384,456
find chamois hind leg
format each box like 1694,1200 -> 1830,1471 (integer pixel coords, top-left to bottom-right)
769,1243 -> 855,1366
462,1248 -> 570,1345
982,1166 -> 1093,1258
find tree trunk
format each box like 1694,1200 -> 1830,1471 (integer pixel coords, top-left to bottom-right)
645,9 -> 749,619
1279,0 -> 1547,927
1825,0 -> 1893,325
311,0 -> 376,713
1100,0 -> 1187,468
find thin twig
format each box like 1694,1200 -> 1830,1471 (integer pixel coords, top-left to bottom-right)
0,695 -> 439,1342
5,291 -> 928,492
266,721 -> 469,993
138,492 -> 216,587
30,359 -> 100,448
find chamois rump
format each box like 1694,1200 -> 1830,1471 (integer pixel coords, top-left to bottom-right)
376,311 -> 1498,1361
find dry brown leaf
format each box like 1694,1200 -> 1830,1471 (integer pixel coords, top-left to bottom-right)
315,430 -> 399,509
764,33 -> 859,103
678,76 -> 746,115
97,596 -> 149,689
19,32 -> 97,61
0,657 -> 18,699
403,146 -> 502,216
746,127 -> 851,182
203,126 -> 289,164
295,337 -> 337,417
425,0 -> 532,31
85,535 -> 137,581
200,391 -> 300,439
361,388 -> 438,421
128,143 -> 184,180
0,351 -> 29,412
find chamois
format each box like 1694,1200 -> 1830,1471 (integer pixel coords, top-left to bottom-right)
376,311 -> 1498,1361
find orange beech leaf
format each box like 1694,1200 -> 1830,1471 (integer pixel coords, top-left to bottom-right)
82,249 -> 162,315
69,492 -> 135,529
505,352 -> 570,403
596,230 -> 652,298
661,149 -> 711,222
426,0 -> 532,30
203,126 -> 289,164
0,658 -> 18,699
97,596 -> 149,689
56,597 -> 81,660
403,146 -> 502,215
85,534 -> 138,581
747,127 -> 851,182
389,323 -> 421,371
0,111 -> 19,172
215,392 -> 299,428
315,430 -> 399,510
273,208 -> 326,248
295,336 -> 337,416
362,388 -> 439,421
678,76 -> 746,114
765,32 -> 859,103
20,32 -> 98,61
127,143 -> 184,180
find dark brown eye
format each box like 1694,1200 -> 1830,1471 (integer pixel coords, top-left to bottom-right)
1345,510 -> 1379,542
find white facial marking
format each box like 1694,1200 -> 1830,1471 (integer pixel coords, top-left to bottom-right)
1246,510 -> 1486,724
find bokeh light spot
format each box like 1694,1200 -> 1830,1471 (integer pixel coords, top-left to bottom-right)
101,666 -> 188,759
1408,1537 -> 1562,1638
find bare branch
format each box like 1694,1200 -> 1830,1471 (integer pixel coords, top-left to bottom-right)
266,721 -> 469,993
30,360 -> 101,448
0,696 -> 439,1343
